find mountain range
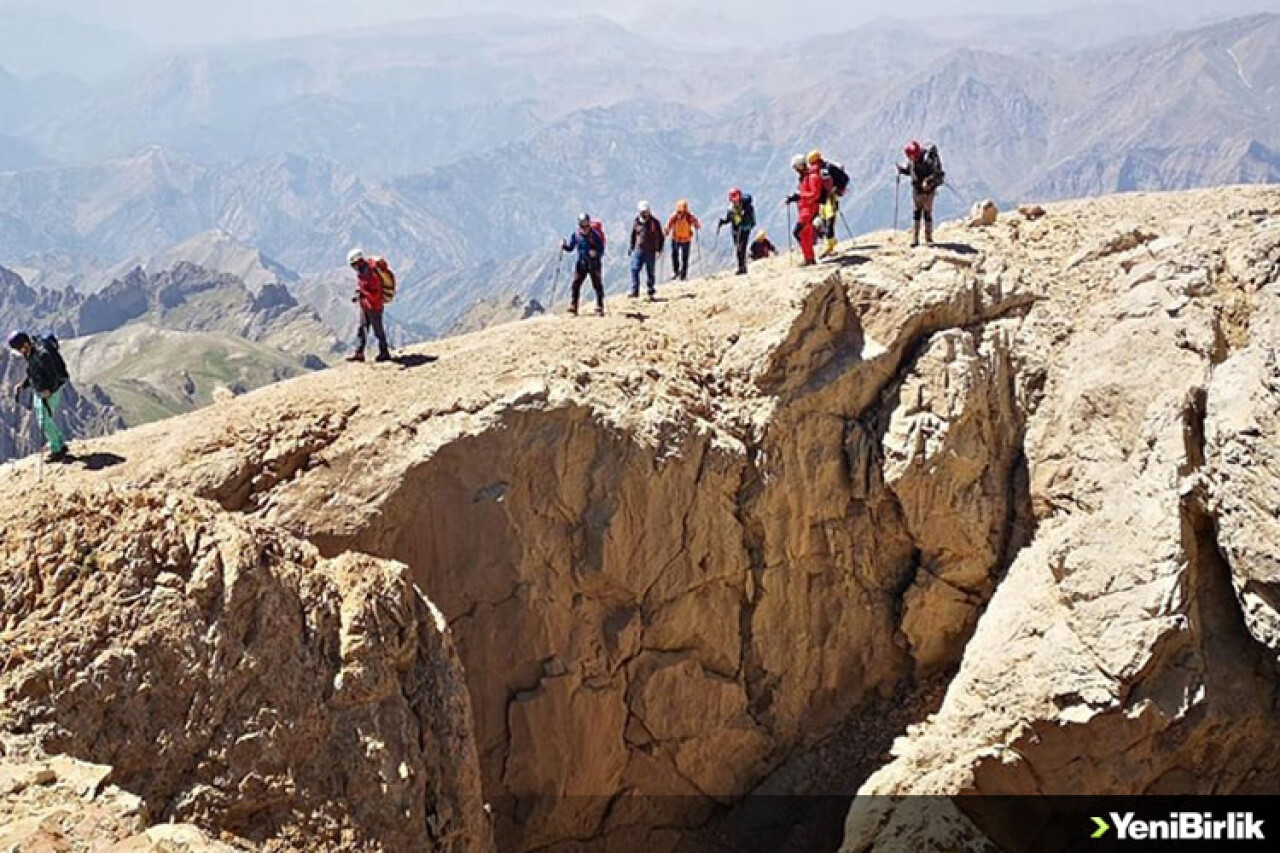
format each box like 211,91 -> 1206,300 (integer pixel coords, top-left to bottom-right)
0,11 -> 1276,355
0,259 -> 342,460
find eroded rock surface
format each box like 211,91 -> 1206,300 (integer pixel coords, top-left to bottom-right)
0,486 -> 489,852
2,186 -> 1277,852
843,189 -> 1280,851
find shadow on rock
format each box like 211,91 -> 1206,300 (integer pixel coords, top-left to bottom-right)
76,452 -> 127,471
393,354 -> 439,369
934,242 -> 979,255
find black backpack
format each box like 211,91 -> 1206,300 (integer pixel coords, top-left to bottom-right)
825,161 -> 851,196
39,333 -> 70,391
923,144 -> 945,187
740,194 -> 756,230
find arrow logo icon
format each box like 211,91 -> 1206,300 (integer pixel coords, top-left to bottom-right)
1091,816 -> 1111,839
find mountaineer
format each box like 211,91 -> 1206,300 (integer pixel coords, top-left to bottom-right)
817,156 -> 850,258
749,230 -> 777,260
562,213 -> 606,316
785,151 -> 827,266
629,201 -> 665,300
664,200 -> 700,281
345,249 -> 393,362
898,140 -> 945,247
7,330 -> 71,462
718,188 -> 756,275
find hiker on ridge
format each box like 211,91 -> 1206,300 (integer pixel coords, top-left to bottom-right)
629,200 -> 665,300
817,155 -> 850,258
8,330 -> 71,462
346,249 -> 392,363
718,188 -> 756,275
785,151 -> 827,266
664,200 -> 700,281
898,140 -> 943,247
750,230 -> 777,260
561,213 -> 606,316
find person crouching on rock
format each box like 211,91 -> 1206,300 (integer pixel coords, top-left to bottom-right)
8,330 -> 71,462
750,230 -> 777,260
561,214 -> 606,316
346,248 -> 391,363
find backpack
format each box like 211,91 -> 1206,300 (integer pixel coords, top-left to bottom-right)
739,194 -> 756,230
590,220 -> 606,254
923,144 -> 945,187
825,161 -> 850,196
372,257 -> 396,303
39,333 -> 70,391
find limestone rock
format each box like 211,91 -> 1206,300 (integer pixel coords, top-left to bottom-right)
2,186 -> 1279,852
842,185 -> 1280,850
0,487 -> 490,852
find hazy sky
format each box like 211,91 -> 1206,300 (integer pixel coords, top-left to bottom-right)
0,0 -> 1245,45
1,0 -> 1273,48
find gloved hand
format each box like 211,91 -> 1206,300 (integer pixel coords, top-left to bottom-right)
351,296 -> 359,303
785,194 -> 799,205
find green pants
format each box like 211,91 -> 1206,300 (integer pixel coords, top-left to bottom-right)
36,390 -> 66,453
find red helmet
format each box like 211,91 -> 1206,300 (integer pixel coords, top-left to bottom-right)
728,187 -> 742,203
904,140 -> 923,160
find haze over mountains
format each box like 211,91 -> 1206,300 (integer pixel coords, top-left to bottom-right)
0,4 -> 1276,400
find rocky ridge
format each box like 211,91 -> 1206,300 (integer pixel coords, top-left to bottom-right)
0,186 -> 1277,851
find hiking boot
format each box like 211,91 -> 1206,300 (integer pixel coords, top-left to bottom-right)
345,351 -> 365,362
594,305 -> 605,316
925,225 -> 934,245
374,351 -> 392,363
567,303 -> 579,316
820,239 -> 837,258
46,447 -> 69,463
628,291 -> 639,299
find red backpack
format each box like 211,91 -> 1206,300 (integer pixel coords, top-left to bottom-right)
590,220 -> 606,254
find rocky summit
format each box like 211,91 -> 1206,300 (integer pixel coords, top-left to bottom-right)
0,186 -> 1278,851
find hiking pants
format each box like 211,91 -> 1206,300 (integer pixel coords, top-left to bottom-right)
797,211 -> 818,264
671,241 -> 691,279
36,389 -> 66,454
821,197 -> 839,242
572,263 -> 604,309
357,307 -> 390,355
912,189 -> 936,223
630,251 -> 657,296
733,231 -> 750,273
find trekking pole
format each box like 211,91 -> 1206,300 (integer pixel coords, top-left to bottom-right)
550,247 -> 565,306
695,232 -> 704,278
839,209 -> 855,243
893,174 -> 901,234
785,202 -> 795,265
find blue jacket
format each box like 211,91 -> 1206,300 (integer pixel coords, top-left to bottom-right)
563,228 -> 604,268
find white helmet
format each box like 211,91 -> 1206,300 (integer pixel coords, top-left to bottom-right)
791,154 -> 805,171
347,248 -> 364,266
637,200 -> 651,214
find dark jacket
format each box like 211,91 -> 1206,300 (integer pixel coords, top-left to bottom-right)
564,227 -> 604,268
22,343 -> 64,395
719,198 -> 756,237
899,159 -> 939,193
750,237 -> 777,260
629,215 -> 665,256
